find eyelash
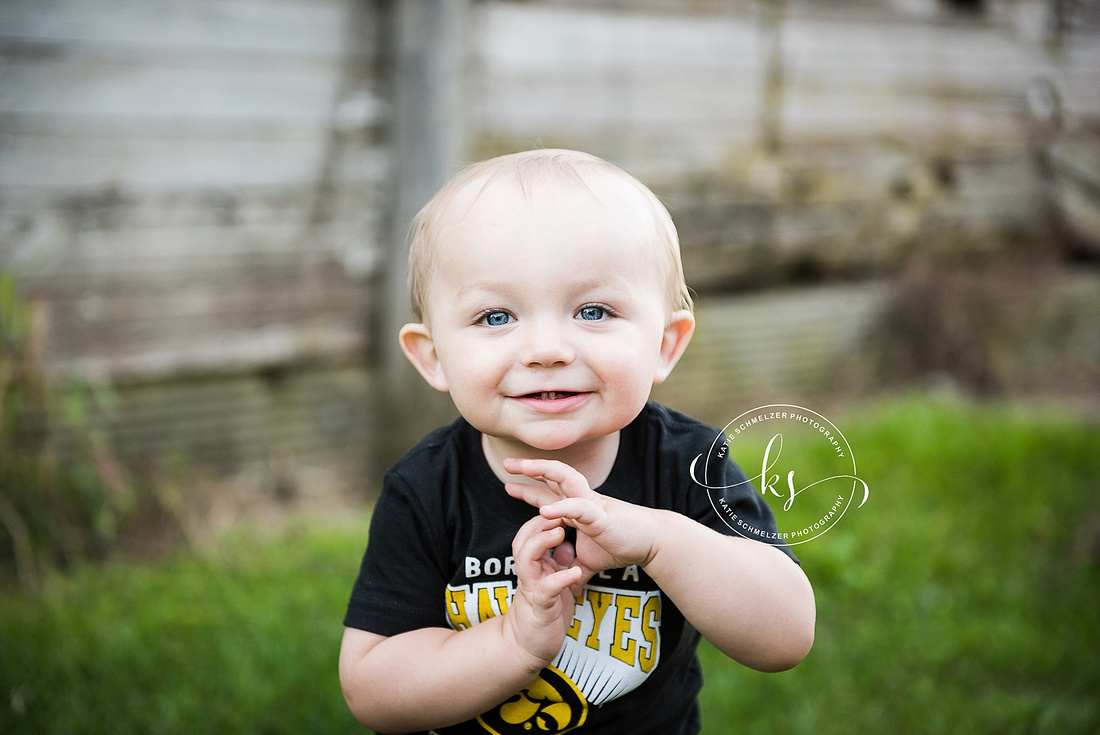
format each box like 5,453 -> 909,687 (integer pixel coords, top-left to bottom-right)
475,309 -> 515,327
576,303 -> 618,321
473,303 -> 618,326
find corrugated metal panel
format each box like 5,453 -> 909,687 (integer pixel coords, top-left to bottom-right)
104,366 -> 372,481
656,269 -> 1100,422
654,283 -> 890,420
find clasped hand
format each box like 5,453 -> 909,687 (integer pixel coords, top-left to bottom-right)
501,457 -> 661,666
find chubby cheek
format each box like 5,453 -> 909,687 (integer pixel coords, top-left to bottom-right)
597,342 -> 662,401
436,339 -> 507,396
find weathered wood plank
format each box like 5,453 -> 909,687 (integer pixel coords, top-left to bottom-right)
0,183 -> 386,231
471,1 -> 1098,291
0,0 -> 362,57
13,222 -> 380,272
0,54 -> 356,125
473,1 -> 1100,178
0,131 -> 388,189
0,0 -> 387,385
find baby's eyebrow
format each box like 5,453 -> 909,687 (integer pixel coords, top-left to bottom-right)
452,281 -> 515,302
568,279 -> 645,304
451,275 -> 642,305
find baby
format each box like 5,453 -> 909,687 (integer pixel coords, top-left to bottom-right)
339,149 -> 815,734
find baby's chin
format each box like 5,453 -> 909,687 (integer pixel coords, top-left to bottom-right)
478,424 -> 601,455
512,426 -> 627,458
500,433 -> 580,455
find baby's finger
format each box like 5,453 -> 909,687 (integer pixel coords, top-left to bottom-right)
511,513 -> 559,546
540,497 -> 607,528
505,481 -> 560,509
538,565 -> 584,601
568,573 -> 592,599
551,542 -> 594,597
551,539 -> 575,568
503,458 -> 595,500
528,526 -> 582,567
512,515 -> 563,565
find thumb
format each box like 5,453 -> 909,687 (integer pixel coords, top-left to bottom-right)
551,540 -> 575,568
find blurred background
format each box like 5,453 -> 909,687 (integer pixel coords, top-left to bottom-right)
2,1 -> 1099,733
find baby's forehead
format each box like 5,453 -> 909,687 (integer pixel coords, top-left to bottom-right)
428,182 -> 668,300
438,167 -> 651,235
409,152 -> 685,321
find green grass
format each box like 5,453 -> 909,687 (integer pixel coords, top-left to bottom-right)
2,395 -> 1099,734
698,395 -> 1100,734
0,525 -> 366,734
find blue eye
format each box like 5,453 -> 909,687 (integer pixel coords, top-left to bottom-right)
578,306 -> 606,321
481,310 -> 513,327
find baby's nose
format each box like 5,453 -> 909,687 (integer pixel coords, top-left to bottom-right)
520,321 -> 576,367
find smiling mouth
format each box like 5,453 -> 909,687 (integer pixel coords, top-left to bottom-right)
523,391 -> 580,400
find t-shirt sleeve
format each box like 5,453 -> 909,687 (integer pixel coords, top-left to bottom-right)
343,471 -> 451,636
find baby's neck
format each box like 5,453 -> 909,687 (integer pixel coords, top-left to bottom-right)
481,431 -> 620,490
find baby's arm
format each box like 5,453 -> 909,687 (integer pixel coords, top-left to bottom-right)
504,458 -> 816,673
338,514 -> 582,733
635,509 -> 815,671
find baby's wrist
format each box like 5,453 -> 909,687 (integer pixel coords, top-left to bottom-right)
637,508 -> 676,570
501,607 -> 558,674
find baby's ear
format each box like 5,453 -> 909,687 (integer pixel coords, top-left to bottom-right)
653,310 -> 695,385
398,323 -> 450,392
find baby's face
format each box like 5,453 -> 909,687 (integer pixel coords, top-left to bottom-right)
411,178 -> 690,455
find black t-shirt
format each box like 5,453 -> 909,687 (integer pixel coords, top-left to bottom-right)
345,402 -> 795,735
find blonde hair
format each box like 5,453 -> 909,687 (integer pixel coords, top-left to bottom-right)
407,148 -> 692,322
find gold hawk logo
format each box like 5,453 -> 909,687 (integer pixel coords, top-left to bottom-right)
476,666 -> 588,734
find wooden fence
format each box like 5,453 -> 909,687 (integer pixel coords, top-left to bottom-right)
1,0 -> 1098,504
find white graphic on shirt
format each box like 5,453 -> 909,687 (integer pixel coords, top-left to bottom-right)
445,567 -> 662,707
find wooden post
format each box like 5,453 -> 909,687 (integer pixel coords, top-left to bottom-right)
374,0 -> 470,473
759,0 -> 786,155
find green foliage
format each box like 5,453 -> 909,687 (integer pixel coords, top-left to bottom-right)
698,395 -> 1100,733
1,396 -> 1097,733
0,524 -> 366,734
0,271 -> 138,587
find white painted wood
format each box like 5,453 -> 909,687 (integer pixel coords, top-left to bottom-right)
0,0 -> 357,56
1,0 -> 1097,488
